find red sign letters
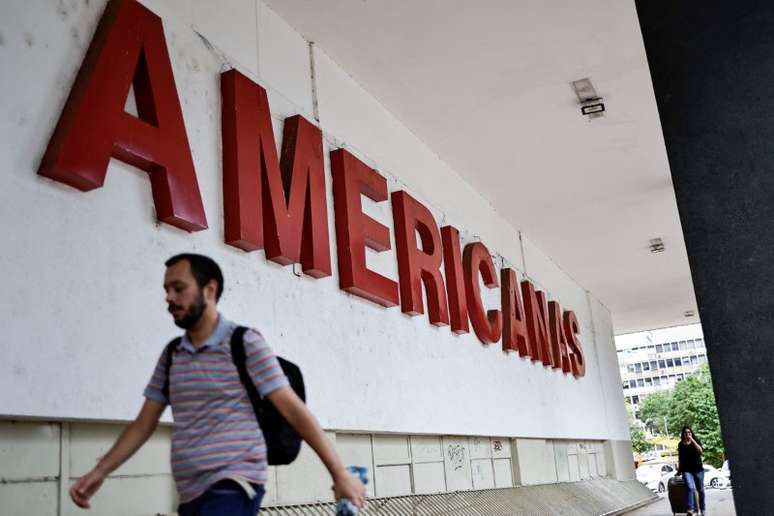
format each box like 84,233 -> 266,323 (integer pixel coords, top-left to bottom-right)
39,0 -> 585,377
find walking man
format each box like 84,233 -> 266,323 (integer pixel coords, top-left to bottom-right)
69,253 -> 366,514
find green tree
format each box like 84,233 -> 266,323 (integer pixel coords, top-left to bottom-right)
638,390 -> 672,435
668,364 -> 724,467
625,400 -> 653,454
630,423 -> 652,454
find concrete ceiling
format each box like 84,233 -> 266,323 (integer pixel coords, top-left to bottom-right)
264,0 -> 697,334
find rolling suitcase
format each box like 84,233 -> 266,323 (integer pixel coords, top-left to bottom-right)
668,474 -> 700,515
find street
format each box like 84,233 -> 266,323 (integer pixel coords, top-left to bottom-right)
625,487 -> 736,515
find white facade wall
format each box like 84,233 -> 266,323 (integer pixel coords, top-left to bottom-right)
0,0 -> 634,509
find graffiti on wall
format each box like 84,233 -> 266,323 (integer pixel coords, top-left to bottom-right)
447,443 -> 466,471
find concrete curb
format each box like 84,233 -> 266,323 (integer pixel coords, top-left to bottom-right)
601,494 -> 660,516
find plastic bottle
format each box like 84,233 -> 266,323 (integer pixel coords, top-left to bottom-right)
335,466 -> 369,515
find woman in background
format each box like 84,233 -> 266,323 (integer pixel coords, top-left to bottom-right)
677,426 -> 706,516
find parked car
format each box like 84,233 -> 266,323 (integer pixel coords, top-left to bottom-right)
721,459 -> 731,482
703,465 -> 729,488
637,462 -> 676,491
657,464 -> 729,493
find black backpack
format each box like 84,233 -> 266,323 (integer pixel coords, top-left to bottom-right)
162,326 -> 306,465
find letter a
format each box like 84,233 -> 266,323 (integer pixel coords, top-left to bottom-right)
38,0 -> 206,231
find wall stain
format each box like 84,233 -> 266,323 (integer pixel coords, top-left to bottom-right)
0,33 -> 4,46
24,32 -> 34,47
57,0 -> 69,19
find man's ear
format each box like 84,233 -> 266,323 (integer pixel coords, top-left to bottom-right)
204,280 -> 219,303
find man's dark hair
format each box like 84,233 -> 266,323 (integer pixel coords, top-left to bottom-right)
165,253 -> 224,300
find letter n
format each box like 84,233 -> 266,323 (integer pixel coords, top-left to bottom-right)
38,0 -> 207,231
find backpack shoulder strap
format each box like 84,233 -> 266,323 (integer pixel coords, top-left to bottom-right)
230,327 -> 264,407
162,337 -> 182,402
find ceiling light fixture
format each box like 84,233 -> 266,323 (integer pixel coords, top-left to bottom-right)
684,310 -> 696,318
571,78 -> 605,119
649,238 -> 665,253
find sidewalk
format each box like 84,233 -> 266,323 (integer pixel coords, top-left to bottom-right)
624,488 -> 736,516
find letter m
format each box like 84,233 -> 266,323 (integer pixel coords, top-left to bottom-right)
221,69 -> 331,277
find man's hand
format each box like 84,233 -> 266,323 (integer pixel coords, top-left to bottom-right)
68,399 -> 165,509
333,471 -> 367,508
69,466 -> 107,509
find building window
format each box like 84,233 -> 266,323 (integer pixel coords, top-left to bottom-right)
656,344 -> 663,353
628,364 -> 635,373
643,362 -> 650,371
691,355 -> 698,366
637,379 -> 645,388
630,380 -> 637,388
632,395 -> 640,404
645,377 -> 653,386
677,373 -> 685,381
635,363 -> 642,373
661,375 -> 668,383
698,354 -> 706,363
653,377 -> 661,386
666,358 -> 674,367
623,382 -> 629,389
659,359 -> 666,368
672,342 -> 680,351
650,360 -> 657,370
674,357 -> 682,366
679,340 -> 687,350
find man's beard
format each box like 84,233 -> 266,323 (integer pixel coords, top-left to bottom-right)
170,291 -> 206,330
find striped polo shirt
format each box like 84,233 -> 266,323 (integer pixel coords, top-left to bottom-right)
144,314 -> 289,502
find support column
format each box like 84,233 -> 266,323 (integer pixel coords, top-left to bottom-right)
636,2 -> 774,511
